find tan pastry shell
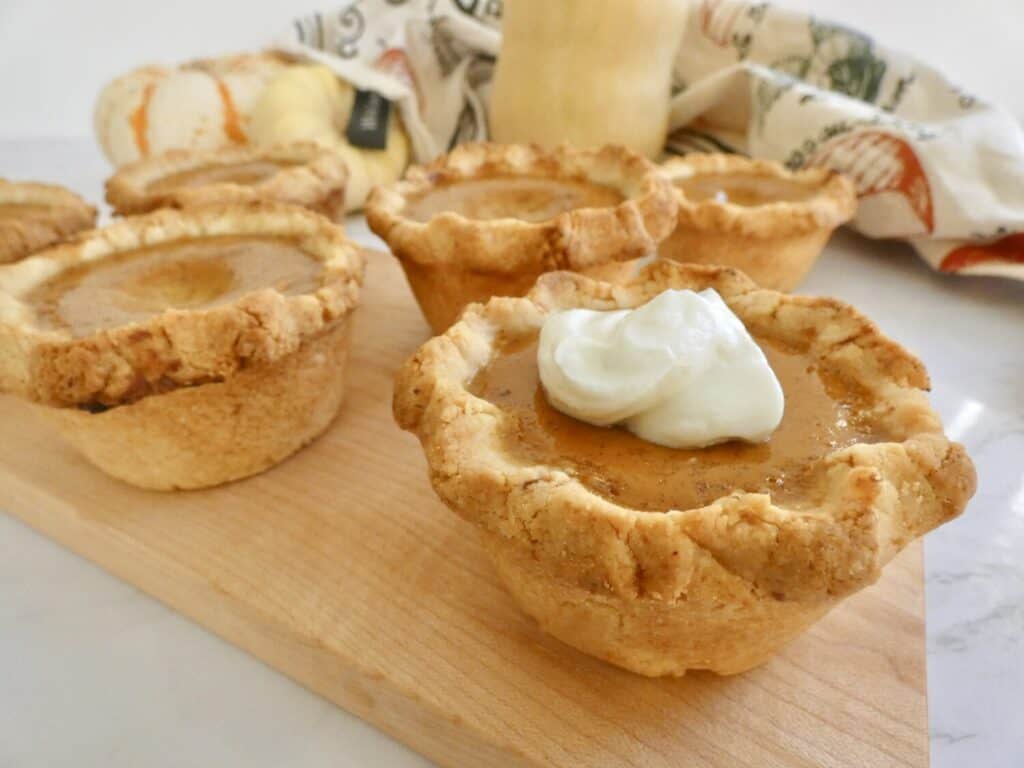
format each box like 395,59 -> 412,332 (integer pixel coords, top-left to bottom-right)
0,180 -> 97,264
366,142 -> 678,333
658,154 -> 857,291
393,260 -> 975,676
39,321 -> 352,491
105,142 -> 349,220
0,203 -> 364,407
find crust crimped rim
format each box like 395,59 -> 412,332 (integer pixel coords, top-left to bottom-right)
0,202 -> 364,407
366,142 -> 679,274
105,142 -> 349,216
394,260 -> 975,607
662,153 -> 857,238
0,180 -> 97,264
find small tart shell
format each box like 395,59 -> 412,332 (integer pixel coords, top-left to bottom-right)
0,203 -> 364,408
394,260 -> 975,676
366,142 -> 678,333
105,143 -> 349,220
0,180 -> 97,264
658,154 -> 857,291
39,321 -> 352,491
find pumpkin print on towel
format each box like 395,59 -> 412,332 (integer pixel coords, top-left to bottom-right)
755,21 -> 889,130
940,233 -> 1024,272
811,129 -> 935,237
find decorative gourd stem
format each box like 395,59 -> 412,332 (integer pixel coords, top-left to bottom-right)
489,0 -> 689,159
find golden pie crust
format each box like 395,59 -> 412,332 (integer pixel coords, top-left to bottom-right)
40,320 -> 352,490
658,154 -> 857,291
0,180 -> 97,264
0,203 -> 364,490
394,260 -> 975,676
366,142 -> 677,333
105,142 -> 349,220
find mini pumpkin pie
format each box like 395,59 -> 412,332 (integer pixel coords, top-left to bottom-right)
105,142 -> 349,220
394,260 -> 975,676
0,180 -> 96,264
658,154 -> 857,291
0,203 -> 364,490
366,142 -> 677,333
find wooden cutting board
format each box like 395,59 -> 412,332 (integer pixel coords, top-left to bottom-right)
0,250 -> 928,767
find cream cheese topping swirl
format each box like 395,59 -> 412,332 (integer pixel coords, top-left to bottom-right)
537,289 -> 784,449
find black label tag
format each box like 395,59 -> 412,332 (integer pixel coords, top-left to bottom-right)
346,89 -> 391,150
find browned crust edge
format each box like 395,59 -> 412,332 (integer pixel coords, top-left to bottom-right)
0,180 -> 97,264
105,142 -> 349,216
0,202 -> 364,407
661,153 -> 858,238
366,142 -> 679,274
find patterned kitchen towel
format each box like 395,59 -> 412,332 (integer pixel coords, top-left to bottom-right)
277,0 -> 1024,280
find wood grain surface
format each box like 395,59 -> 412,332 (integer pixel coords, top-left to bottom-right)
0,250 -> 928,767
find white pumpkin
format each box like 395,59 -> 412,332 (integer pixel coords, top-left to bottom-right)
94,53 -> 291,166
249,65 -> 409,211
489,0 -> 690,159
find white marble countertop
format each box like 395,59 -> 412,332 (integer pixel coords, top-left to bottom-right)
2,2 -> 1023,765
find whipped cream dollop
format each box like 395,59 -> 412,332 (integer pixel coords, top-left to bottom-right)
537,289 -> 784,449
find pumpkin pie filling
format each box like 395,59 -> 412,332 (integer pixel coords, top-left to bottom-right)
405,176 -> 625,223
28,235 -> 321,337
146,160 -> 298,192
471,337 -> 886,511
676,173 -> 817,207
